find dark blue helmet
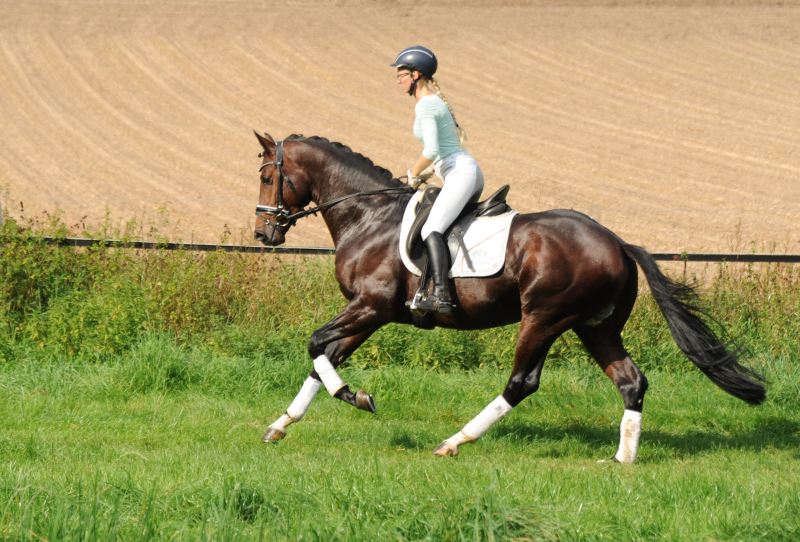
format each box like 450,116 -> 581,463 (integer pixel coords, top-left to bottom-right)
390,46 -> 438,79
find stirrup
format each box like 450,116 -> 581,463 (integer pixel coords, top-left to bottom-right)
406,290 -> 455,316
406,290 -> 428,316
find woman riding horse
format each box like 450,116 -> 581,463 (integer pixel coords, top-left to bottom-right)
392,46 -> 485,316
253,131 -> 766,462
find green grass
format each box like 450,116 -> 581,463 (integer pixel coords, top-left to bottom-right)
1,213 -> 799,540
1,334 -> 798,541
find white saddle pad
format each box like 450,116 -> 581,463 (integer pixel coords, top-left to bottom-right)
399,189 -> 519,278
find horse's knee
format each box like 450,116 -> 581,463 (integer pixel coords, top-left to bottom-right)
308,330 -> 351,362
308,330 -> 327,360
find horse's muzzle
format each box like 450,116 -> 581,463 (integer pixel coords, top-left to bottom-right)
254,227 -> 286,246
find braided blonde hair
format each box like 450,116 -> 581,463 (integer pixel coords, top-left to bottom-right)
431,78 -> 468,148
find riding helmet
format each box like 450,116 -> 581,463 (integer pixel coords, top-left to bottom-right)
390,46 -> 438,79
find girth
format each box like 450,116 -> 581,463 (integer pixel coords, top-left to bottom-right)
405,184 -> 511,270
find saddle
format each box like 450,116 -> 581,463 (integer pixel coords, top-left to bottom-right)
405,184 -> 512,272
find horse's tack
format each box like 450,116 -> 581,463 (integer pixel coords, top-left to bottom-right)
256,141 -> 297,232
256,139 -> 414,235
405,184 -> 513,272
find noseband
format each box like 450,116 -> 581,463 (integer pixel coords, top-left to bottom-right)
255,140 -> 414,235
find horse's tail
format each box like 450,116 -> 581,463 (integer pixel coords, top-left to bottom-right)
622,243 -> 767,405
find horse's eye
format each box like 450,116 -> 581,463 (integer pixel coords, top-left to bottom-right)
261,176 -> 273,185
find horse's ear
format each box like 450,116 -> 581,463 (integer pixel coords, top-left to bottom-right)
254,131 -> 276,156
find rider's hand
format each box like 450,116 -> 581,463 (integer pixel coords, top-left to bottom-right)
418,167 -> 434,181
407,169 -> 423,190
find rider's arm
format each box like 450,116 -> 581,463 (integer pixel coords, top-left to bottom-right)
411,98 -> 439,177
416,99 -> 439,161
411,155 -> 433,177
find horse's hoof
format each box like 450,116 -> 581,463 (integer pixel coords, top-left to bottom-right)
355,390 -> 377,413
261,427 -> 286,443
433,441 -> 458,457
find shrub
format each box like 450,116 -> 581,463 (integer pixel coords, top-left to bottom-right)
0,213 -> 796,375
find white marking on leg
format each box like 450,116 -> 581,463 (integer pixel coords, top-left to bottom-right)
440,395 -> 513,454
268,377 -> 322,433
313,354 -> 346,396
614,409 -> 642,464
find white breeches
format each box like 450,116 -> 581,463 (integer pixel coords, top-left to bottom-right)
421,151 -> 484,240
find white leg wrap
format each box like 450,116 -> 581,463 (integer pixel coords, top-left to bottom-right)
614,409 -> 642,464
461,395 -> 513,441
313,355 -> 345,396
285,377 -> 322,421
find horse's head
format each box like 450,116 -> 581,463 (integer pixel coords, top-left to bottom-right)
253,132 -> 313,246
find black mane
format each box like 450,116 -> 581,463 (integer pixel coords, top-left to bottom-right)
286,134 -> 404,189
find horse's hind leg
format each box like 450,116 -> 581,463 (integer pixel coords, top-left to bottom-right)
575,325 -> 648,464
433,317 -> 557,457
262,327 -> 378,443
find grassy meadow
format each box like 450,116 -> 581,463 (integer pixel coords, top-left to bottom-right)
0,213 -> 799,541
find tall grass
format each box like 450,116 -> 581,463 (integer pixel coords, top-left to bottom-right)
1,211 -> 797,376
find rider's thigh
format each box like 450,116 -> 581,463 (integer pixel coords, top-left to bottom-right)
422,153 -> 483,239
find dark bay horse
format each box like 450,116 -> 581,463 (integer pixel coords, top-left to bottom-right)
253,132 -> 765,463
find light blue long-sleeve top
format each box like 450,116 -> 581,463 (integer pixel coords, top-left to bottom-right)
413,95 -> 462,162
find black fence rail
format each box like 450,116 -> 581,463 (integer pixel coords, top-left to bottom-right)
32,236 -> 800,262
38,236 -> 335,255
649,253 -> 800,263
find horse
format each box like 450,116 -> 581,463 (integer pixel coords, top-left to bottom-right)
252,132 -> 766,463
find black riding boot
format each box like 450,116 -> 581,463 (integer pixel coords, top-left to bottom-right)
414,232 -> 455,315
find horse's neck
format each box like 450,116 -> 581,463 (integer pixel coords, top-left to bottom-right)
309,161 -> 406,248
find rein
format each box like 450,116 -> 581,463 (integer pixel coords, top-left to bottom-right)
256,140 -> 414,232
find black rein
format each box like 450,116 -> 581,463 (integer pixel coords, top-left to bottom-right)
256,140 -> 414,232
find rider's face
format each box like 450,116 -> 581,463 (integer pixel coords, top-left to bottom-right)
396,69 -> 416,93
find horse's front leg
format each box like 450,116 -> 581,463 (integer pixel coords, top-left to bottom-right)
308,307 -> 385,411
263,301 -> 383,442
311,328 -> 380,412
262,374 -> 324,442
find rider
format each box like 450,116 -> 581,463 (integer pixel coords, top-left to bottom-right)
392,46 -> 485,315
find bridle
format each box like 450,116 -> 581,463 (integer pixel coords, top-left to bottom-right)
255,141 -> 299,232
255,140 -> 414,235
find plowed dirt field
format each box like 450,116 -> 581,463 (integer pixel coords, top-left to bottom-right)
1,1 -> 798,251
